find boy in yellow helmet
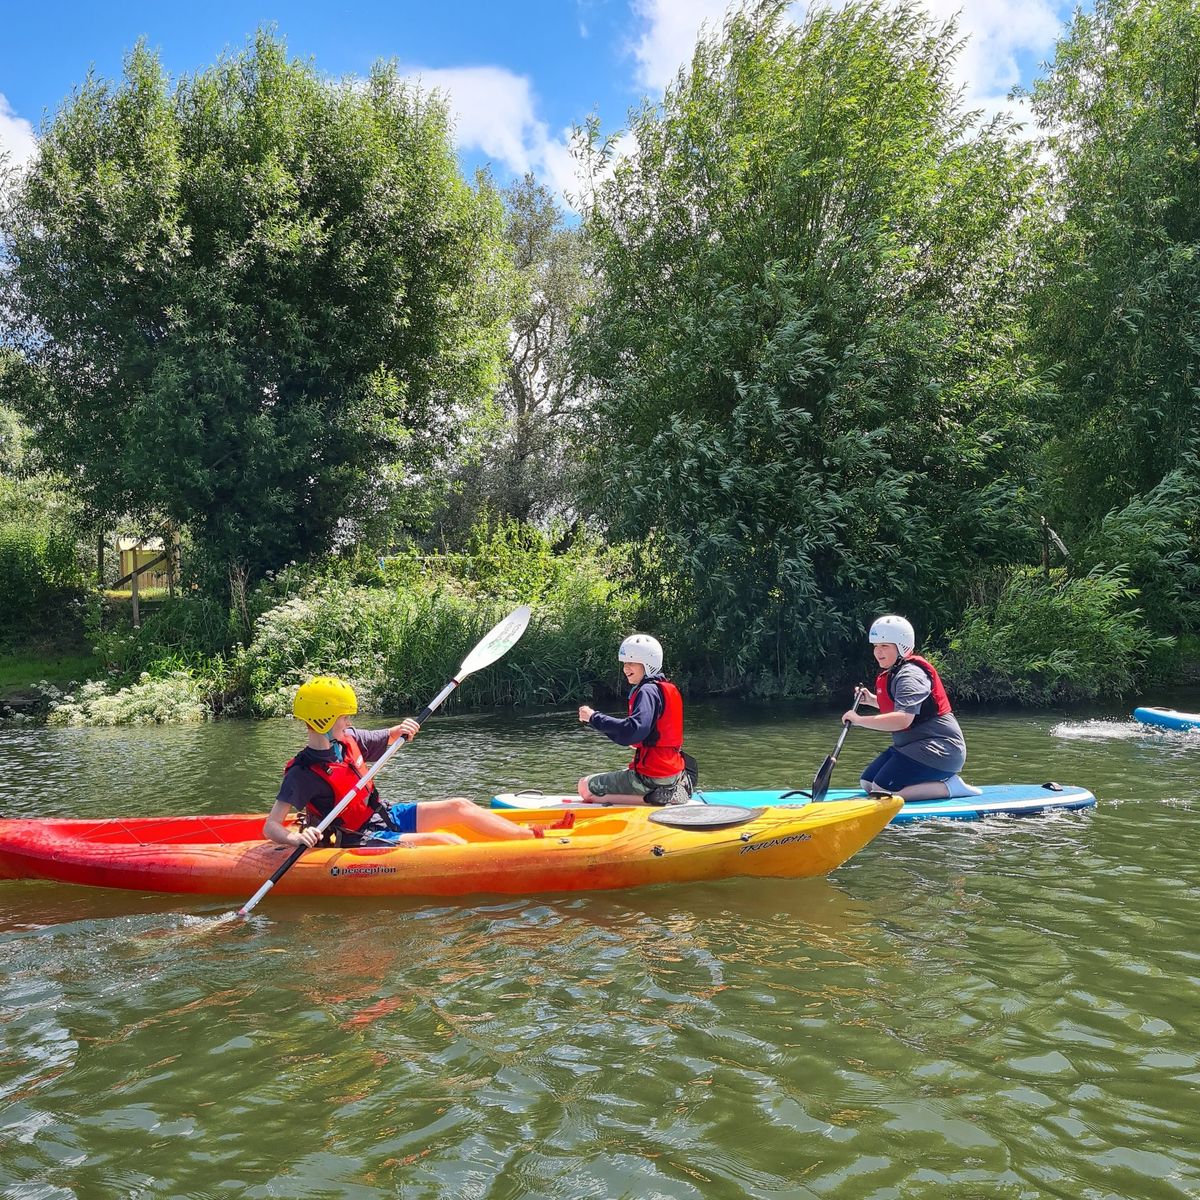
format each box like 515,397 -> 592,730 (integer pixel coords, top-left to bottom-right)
264,676 -> 559,847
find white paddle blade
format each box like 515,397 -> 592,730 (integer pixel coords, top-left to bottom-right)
457,605 -> 532,679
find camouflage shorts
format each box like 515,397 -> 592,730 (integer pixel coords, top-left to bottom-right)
584,767 -> 692,806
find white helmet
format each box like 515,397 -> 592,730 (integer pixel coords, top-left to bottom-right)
618,633 -> 664,674
869,614 -> 915,657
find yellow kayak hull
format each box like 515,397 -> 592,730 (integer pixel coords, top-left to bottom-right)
0,797 -> 902,898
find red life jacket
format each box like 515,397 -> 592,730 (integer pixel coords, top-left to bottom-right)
629,678 -> 686,778
875,654 -> 952,726
284,731 -> 382,833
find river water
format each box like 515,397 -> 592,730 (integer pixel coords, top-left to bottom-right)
1,700 -> 1198,1198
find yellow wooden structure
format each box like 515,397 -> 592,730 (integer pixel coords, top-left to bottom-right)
116,538 -> 170,590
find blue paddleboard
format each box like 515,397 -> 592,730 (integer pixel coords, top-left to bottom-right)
1133,706 -> 1200,732
492,783 -> 1096,823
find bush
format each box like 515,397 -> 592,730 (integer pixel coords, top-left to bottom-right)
89,595 -> 234,676
45,671 -> 211,726
237,542 -> 638,717
1079,455 -> 1200,635
0,522 -> 85,639
939,566 -> 1167,703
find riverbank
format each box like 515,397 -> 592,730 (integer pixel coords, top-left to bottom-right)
4,540 -> 1196,727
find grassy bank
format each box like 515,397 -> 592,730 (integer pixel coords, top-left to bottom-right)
0,649 -> 102,695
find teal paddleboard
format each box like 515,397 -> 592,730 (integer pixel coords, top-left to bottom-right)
492,783 -> 1096,823
1133,706 -> 1200,732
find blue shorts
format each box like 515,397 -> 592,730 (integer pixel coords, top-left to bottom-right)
359,801 -> 419,843
860,747 -> 954,790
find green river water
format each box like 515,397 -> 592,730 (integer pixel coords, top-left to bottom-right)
1,699 -> 1198,1198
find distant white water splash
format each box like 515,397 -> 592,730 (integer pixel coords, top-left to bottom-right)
1050,719 -> 1146,740
1051,718 -> 1200,742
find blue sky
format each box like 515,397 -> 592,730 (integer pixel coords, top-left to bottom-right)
1,0 -> 1085,207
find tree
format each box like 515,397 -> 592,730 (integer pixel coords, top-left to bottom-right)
435,173 -> 591,541
0,31 -> 508,595
1026,0 -> 1200,534
578,0 -> 1050,689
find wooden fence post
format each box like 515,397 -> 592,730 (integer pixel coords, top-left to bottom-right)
131,541 -> 141,628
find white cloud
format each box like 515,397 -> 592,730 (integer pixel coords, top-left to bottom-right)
629,0 -> 732,92
0,92 -> 37,169
404,64 -> 590,207
919,0 -> 1067,127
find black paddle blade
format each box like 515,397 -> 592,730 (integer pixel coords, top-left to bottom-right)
810,754 -> 836,803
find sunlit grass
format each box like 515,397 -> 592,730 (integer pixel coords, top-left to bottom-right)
0,651 -> 103,692
103,587 -> 171,601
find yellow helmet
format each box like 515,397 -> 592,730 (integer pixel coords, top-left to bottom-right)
292,676 -> 357,734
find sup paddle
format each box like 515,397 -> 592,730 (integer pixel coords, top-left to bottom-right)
236,603 -> 533,917
808,688 -> 865,803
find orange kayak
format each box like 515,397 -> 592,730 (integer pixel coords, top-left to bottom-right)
0,797 -> 901,899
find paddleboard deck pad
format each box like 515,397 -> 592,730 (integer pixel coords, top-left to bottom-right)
493,783 -> 1096,823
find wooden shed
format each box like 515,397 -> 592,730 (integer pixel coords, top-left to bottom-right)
116,537 -> 171,590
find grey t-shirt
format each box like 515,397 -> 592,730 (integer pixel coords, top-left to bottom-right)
888,663 -> 967,771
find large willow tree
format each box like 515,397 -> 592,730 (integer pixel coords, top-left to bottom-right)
1027,0 -> 1200,540
0,32 -> 508,594
578,1 -> 1049,690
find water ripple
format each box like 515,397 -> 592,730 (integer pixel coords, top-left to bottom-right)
3,706 -> 1200,1196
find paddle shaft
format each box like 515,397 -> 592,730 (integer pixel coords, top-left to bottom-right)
809,688 -> 865,802
237,604 -> 532,917
828,689 -> 863,762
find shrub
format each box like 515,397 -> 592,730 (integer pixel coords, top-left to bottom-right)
1079,455 -> 1200,635
0,523 -> 84,634
237,554 -> 637,718
45,671 -> 211,726
940,566 -> 1166,703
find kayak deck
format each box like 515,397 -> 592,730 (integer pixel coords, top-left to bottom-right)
0,798 -> 901,898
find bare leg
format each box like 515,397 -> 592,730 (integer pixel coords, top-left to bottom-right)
417,797 -> 536,840
897,781 -> 951,801
900,776 -> 983,801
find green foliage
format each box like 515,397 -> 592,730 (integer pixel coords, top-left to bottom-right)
1026,0 -> 1200,530
0,524 -> 85,642
578,0 -> 1052,688
436,175 -> 592,542
454,514 -> 629,606
86,595 -> 234,676
1,31 -> 510,595
940,567 -> 1165,703
1079,455 -> 1200,636
238,536 -> 637,715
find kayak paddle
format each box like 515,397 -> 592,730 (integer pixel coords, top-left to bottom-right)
808,688 -> 864,804
236,603 -> 533,917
